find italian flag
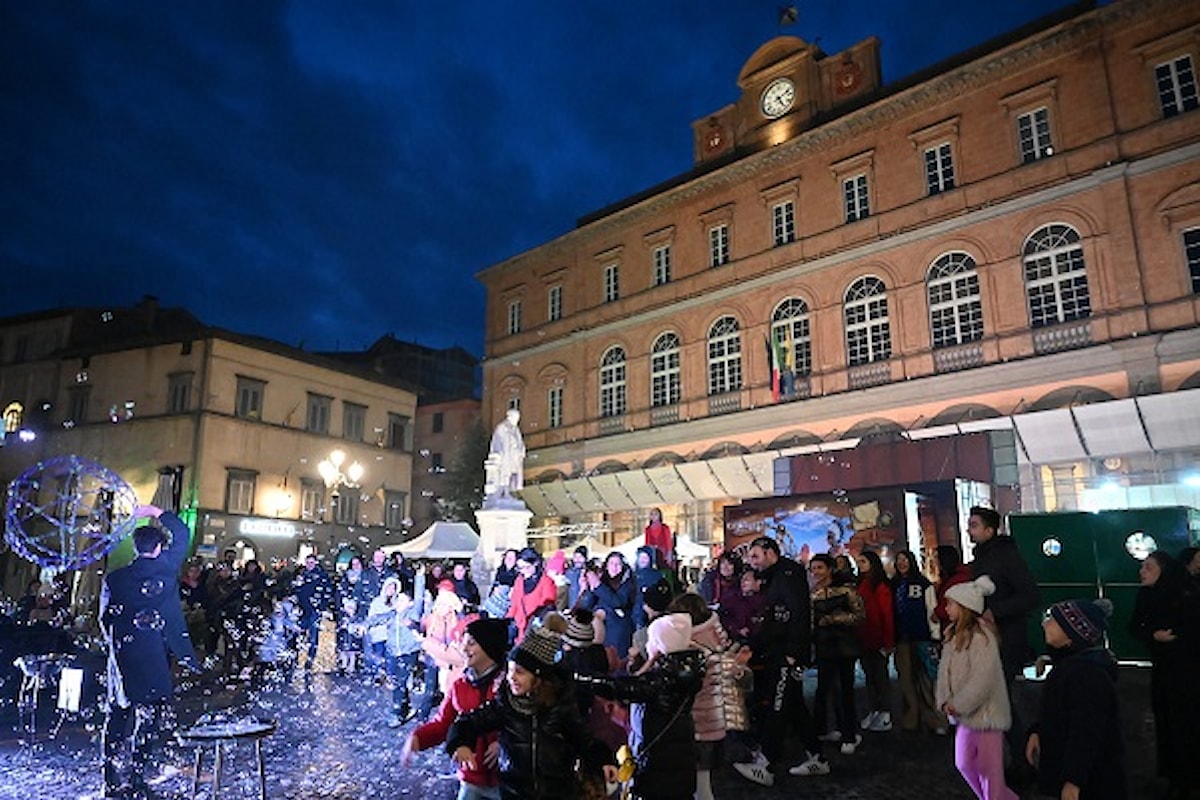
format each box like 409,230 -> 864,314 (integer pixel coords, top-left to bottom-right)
765,335 -> 786,402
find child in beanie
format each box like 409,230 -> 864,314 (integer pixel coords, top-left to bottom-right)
935,576 -> 1018,800
446,614 -> 617,799
1025,598 -> 1127,800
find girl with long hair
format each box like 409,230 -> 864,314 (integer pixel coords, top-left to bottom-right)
810,553 -> 866,754
890,549 -> 945,734
855,549 -> 894,732
935,576 -> 1017,800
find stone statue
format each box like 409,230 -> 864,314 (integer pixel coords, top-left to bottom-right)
484,408 -> 525,504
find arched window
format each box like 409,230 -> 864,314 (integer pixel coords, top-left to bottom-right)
771,298 -> 812,377
707,316 -> 742,395
845,277 -> 892,366
1023,224 -> 1090,328
3,402 -> 23,433
599,346 -> 627,418
927,252 -> 983,348
650,333 -> 681,408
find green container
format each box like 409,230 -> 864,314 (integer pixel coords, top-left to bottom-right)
1009,507 -> 1199,661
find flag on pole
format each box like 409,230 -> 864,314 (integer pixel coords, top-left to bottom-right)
765,335 -> 782,403
778,6 -> 799,26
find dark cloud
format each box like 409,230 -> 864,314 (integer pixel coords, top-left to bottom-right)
0,1 -> 1077,355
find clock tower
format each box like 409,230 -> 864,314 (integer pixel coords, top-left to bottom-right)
692,34 -> 881,164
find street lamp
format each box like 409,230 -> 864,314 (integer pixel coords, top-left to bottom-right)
317,449 -> 364,523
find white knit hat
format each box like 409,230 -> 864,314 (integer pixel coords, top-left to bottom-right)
647,613 -> 693,659
946,575 -> 996,614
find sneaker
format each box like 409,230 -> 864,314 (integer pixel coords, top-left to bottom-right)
860,711 -> 877,730
788,753 -> 831,777
839,734 -> 863,755
747,748 -> 770,767
869,711 -> 893,732
817,730 -> 842,743
733,761 -> 775,787
387,715 -> 404,729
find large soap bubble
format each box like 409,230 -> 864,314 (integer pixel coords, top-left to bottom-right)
4,455 -> 138,570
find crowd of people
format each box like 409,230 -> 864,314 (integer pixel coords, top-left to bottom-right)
5,504 -> 1200,800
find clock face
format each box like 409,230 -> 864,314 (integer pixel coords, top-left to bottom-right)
760,78 -> 795,119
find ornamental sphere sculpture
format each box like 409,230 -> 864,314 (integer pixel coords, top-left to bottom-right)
5,455 -> 139,570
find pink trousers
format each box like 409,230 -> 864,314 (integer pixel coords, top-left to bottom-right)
954,726 -> 1017,800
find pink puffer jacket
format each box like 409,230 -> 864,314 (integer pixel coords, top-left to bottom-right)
689,613 -> 747,741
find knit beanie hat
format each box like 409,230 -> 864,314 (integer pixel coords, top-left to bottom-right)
546,550 -> 566,575
466,617 -> 511,665
647,613 -> 693,659
510,624 -> 563,677
563,608 -> 596,649
437,579 -> 457,593
642,579 -> 673,614
1048,598 -> 1112,647
945,575 -> 995,614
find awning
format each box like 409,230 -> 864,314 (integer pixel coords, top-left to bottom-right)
1073,400 -> 1150,456
675,461 -> 730,500
644,465 -> 696,503
589,474 -> 634,509
1137,390 -> 1200,450
617,471 -> 665,506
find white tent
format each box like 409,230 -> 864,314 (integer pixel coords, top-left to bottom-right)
383,521 -> 480,559
614,533 -> 711,564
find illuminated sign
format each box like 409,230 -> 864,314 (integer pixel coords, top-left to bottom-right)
238,518 -> 299,538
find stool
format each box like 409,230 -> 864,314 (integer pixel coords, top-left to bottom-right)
178,718 -> 277,800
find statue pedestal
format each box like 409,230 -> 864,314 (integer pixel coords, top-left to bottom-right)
473,503 -> 532,600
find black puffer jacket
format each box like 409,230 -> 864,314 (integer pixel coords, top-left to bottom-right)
1030,645 -> 1126,799
445,680 -> 612,800
578,649 -> 706,800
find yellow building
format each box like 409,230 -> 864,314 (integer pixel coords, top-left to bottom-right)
0,297 -> 416,596
478,0 -> 1200,552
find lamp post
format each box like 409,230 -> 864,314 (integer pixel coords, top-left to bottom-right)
317,448 -> 364,527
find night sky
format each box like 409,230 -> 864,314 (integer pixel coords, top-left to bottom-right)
1,1 -> 1077,356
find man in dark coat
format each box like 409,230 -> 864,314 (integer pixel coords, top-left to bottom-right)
733,535 -> 827,786
101,504 -> 199,798
293,553 -> 334,668
966,505 -> 1040,788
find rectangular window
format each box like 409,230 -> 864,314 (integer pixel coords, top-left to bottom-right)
548,386 -> 563,429
507,396 -> 521,411
226,469 -> 256,515
1185,228 -> 1200,294
343,402 -> 366,442
603,263 -> 620,303
333,490 -> 359,525
67,386 -> 90,425
772,201 -> 795,246
387,413 -> 411,450
306,393 -> 331,434
924,143 -> 956,195
384,490 -> 408,529
167,372 -> 193,414
235,377 -> 265,420
300,479 -> 323,521
432,411 -> 444,433
709,223 -> 730,267
1157,55 -> 1199,118
652,244 -> 672,286
843,174 -> 870,222
1017,107 -> 1052,163
547,285 -> 562,321
507,299 -> 521,335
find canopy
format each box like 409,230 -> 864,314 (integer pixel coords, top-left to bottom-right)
613,533 -> 711,564
383,521 -> 479,559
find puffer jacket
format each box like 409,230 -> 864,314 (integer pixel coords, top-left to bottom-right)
689,614 -> 745,740
446,680 -> 613,800
934,623 -> 1011,732
579,649 -> 706,800
812,584 -> 865,660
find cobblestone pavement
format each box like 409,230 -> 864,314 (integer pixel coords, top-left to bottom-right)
0,665 -> 1159,800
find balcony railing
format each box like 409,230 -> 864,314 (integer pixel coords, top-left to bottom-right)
650,404 -> 680,426
934,342 -> 985,373
598,414 -> 626,436
1033,320 -> 1092,355
708,391 -> 741,416
848,361 -> 892,390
